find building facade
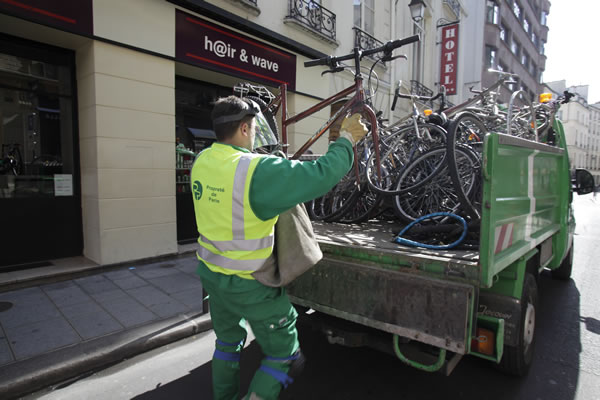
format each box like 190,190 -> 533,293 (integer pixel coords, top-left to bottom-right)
0,0 -> 471,271
545,80 -> 600,185
461,0 -> 550,104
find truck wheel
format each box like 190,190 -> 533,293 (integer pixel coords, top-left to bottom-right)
496,273 -> 538,376
552,246 -> 573,280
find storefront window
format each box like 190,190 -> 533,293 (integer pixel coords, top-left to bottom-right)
0,52 -> 74,198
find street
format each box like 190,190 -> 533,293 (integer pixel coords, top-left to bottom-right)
25,194 -> 600,400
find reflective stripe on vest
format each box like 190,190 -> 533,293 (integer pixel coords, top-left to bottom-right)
199,234 -> 274,252
197,246 -> 272,271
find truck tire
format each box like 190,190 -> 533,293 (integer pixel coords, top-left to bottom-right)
551,245 -> 573,280
496,273 -> 538,376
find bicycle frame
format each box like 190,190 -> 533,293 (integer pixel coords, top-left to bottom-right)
266,77 -> 381,180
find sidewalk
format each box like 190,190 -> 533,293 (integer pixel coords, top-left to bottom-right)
0,251 -> 212,399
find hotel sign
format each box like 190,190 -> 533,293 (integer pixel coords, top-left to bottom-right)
440,23 -> 459,95
176,10 -> 296,90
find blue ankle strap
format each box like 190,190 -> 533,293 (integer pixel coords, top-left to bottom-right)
213,349 -> 241,362
216,339 -> 244,347
259,365 -> 293,388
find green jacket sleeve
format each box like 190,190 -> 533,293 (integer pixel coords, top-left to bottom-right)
249,138 -> 354,221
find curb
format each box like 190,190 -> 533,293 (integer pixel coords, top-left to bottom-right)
0,312 -> 212,399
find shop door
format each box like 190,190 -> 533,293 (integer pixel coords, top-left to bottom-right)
175,77 -> 230,243
0,36 -> 82,269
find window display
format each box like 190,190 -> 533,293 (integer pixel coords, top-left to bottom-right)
0,52 -> 75,198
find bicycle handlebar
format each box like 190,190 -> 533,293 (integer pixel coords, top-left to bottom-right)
304,34 -> 420,68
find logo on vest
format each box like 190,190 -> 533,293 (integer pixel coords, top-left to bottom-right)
193,181 -> 203,200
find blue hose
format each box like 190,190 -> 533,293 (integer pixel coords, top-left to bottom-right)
394,212 -> 467,250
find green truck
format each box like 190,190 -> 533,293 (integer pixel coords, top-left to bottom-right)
287,121 -> 595,376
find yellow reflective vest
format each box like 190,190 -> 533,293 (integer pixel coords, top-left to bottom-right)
191,143 -> 278,279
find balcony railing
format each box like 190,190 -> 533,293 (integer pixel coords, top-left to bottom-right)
410,80 -> 434,98
246,0 -> 257,4
443,0 -> 461,19
287,0 -> 336,41
353,27 -> 383,58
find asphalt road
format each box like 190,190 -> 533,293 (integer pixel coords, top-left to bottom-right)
26,194 -> 600,400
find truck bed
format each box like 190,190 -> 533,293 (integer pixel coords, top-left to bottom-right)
288,220 -> 480,353
312,220 -> 480,266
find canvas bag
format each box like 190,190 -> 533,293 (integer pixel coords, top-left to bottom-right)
252,203 -> 322,287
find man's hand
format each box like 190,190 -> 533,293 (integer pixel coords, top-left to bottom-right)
339,113 -> 368,145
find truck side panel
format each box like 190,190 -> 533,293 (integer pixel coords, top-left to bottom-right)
480,133 -> 568,288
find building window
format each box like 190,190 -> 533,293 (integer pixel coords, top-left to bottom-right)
530,61 -> 537,78
499,23 -> 507,42
513,1 -> 522,20
511,38 -> 520,57
531,31 -> 538,47
487,0 -> 500,24
540,40 -> 545,55
485,45 -> 497,68
521,51 -> 529,68
541,10 -> 548,26
354,0 -> 374,35
498,61 -> 508,72
523,17 -> 530,33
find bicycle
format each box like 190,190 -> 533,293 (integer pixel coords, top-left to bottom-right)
244,34 -> 420,220
365,83 -> 449,197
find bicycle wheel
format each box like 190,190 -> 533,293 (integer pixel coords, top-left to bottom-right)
392,146 -> 476,223
308,171 -> 361,221
446,112 -> 485,221
338,184 -> 383,224
366,122 -> 447,195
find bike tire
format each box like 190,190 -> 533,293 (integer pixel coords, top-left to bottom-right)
392,146 -> 474,223
446,112 -> 486,221
366,122 -> 447,196
338,184 -> 383,224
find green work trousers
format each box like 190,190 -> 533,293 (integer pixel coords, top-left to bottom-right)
197,262 -> 300,400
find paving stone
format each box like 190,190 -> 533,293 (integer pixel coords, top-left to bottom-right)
171,287 -> 205,311
110,275 -> 148,290
0,328 -> 14,366
76,275 -> 119,295
89,288 -> 129,303
148,300 -> 189,318
127,286 -> 173,308
101,296 -> 158,328
103,269 -> 136,280
5,317 -> 80,360
175,258 -> 200,275
0,301 -> 62,329
0,287 -> 47,305
60,300 -> 107,319
66,310 -> 122,340
133,263 -> 182,279
148,272 -> 204,295
42,282 -> 91,307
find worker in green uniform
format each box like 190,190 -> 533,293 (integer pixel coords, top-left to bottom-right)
191,95 -> 368,400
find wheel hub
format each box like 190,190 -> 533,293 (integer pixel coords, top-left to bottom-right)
523,302 -> 535,351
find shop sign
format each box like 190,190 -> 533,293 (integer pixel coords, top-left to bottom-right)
176,10 -> 296,90
440,23 -> 459,95
0,0 -> 93,35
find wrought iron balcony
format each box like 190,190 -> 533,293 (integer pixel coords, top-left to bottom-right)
353,27 -> 383,59
443,0 -> 461,19
287,0 -> 336,41
410,80 -> 434,98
